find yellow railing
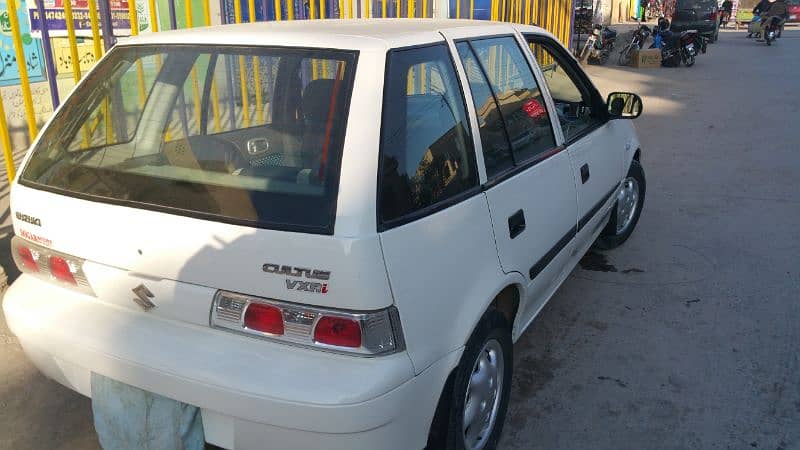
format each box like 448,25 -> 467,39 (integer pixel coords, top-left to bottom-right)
0,0 -> 575,182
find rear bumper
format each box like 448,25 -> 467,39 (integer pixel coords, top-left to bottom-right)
3,275 -> 460,450
671,22 -> 717,35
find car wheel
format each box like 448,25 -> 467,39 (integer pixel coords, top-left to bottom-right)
440,309 -> 513,450
595,160 -> 646,250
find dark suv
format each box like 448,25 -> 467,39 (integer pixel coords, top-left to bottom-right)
671,0 -> 720,42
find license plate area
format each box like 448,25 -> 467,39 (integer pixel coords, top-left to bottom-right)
91,373 -> 205,447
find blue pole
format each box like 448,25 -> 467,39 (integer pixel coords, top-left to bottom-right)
168,0 -> 178,29
34,0 -> 60,108
97,0 -> 116,50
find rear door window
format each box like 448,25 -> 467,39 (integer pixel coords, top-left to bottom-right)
378,44 -> 478,226
456,36 -> 556,178
21,45 -> 358,234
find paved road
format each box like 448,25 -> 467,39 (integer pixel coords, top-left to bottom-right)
1,29 -> 798,450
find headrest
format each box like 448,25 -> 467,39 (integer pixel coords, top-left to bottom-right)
302,79 -> 337,123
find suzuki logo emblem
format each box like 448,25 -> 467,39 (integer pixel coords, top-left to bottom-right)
132,284 -> 156,311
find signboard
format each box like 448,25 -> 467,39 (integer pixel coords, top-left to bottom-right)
27,0 -> 152,37
0,0 -> 47,86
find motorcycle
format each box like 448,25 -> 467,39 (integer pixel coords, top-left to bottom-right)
763,16 -> 781,45
618,23 -> 651,66
580,24 -> 618,65
649,19 -> 705,67
658,29 -> 704,67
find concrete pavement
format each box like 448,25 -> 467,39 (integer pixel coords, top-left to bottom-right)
1,28 -> 798,450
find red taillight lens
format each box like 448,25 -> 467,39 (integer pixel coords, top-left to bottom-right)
49,256 -> 77,285
17,246 -> 39,272
314,316 -> 362,348
244,303 -> 285,335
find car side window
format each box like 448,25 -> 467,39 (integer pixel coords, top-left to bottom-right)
528,38 -> 604,143
378,44 -> 478,225
457,37 -> 556,175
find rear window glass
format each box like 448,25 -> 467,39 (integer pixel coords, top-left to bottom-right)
378,44 -> 478,225
676,0 -> 716,9
21,45 -> 357,233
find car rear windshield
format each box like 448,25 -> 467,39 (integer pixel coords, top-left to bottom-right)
676,0 -> 715,10
21,45 -> 357,234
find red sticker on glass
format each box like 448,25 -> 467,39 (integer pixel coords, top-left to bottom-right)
523,99 -> 547,120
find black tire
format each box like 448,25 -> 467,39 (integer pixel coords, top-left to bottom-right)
432,309 -> 513,450
618,45 -> 633,66
595,160 -> 646,250
684,52 -> 695,67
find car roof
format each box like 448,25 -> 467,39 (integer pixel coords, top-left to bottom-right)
119,19 -> 548,51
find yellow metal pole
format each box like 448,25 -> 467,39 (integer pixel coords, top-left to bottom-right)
247,0 -> 263,125
407,0 -> 413,17
422,0 -> 426,17
87,0 -> 103,57
232,0 -> 250,127
382,0 -> 386,16
456,0 -> 460,17
129,0 -> 140,32
7,0 -> 38,139
202,0 -> 211,24
0,93 -> 16,181
185,0 -> 193,26
274,0 -> 282,19
348,0 -> 353,17
339,0 -> 345,17
201,0 -> 221,132
310,0 -> 317,18
238,56 -> 250,127
128,0 -> 148,109
287,0 -> 294,18
210,79 -> 222,132
149,0 -> 160,30
320,0 -> 326,18
62,0 -> 82,82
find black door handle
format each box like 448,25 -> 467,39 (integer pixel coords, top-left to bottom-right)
508,209 -> 526,239
580,164 -> 590,184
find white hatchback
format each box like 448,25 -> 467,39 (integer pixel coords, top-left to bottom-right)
4,19 -> 645,450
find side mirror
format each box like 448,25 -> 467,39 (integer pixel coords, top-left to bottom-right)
607,92 -> 643,119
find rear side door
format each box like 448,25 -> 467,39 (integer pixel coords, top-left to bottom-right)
449,33 -> 578,326
525,34 -> 625,248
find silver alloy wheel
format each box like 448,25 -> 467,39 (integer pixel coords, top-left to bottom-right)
462,339 -> 505,450
615,176 -> 640,234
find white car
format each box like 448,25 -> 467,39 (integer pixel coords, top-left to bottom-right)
4,19 -> 645,450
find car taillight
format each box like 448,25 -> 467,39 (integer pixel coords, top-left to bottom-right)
16,245 -> 39,271
10,235 -> 94,295
314,316 -> 362,348
211,290 -> 404,356
244,302 -> 285,335
49,256 -> 77,285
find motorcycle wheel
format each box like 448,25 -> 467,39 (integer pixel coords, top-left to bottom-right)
747,33 -> 752,38
684,52 -> 695,67
618,45 -> 633,66
766,37 -> 772,45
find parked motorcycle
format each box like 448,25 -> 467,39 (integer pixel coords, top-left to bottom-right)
580,24 -> 618,65
650,18 -> 704,67
618,23 -> 652,66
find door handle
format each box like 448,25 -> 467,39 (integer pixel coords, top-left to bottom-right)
508,209 -> 526,239
580,164 -> 590,184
